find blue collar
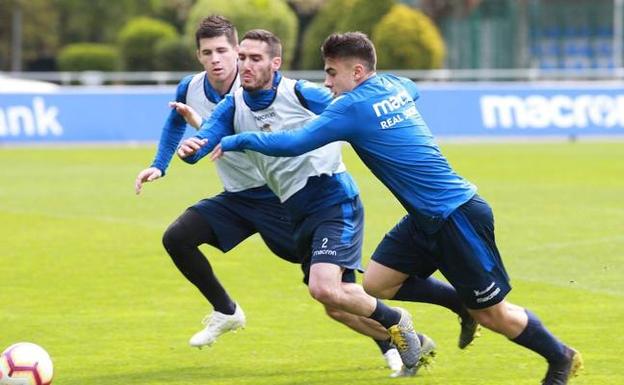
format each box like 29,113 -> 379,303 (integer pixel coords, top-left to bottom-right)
203,70 -> 237,104
242,71 -> 282,111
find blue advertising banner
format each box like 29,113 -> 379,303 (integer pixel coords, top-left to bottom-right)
416,83 -> 624,137
1,83 -> 624,143
0,89 -> 172,143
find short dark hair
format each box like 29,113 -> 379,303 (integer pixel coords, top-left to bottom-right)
321,32 -> 376,71
195,15 -> 238,48
241,29 -> 282,58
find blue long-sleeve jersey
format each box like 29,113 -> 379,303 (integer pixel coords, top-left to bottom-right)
219,74 -> 477,233
184,71 -> 333,163
150,75 -> 194,174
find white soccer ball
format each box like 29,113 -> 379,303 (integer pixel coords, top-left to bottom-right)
0,342 -> 53,385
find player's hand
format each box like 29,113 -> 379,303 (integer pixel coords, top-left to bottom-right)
178,137 -> 208,158
210,143 -> 224,161
135,167 -> 162,195
169,101 -> 202,129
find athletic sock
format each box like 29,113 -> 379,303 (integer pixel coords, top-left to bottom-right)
369,299 -> 401,329
392,276 -> 464,316
511,309 -> 567,363
375,338 -> 394,354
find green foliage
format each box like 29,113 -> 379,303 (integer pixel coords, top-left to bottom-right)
0,0 -> 60,69
54,0 -> 156,44
372,4 -> 445,69
186,0 -> 298,68
57,43 -> 119,71
342,0 -> 395,37
300,0 -> 395,70
118,17 -> 178,71
154,37 -> 197,71
149,0 -> 195,33
300,0 -> 356,70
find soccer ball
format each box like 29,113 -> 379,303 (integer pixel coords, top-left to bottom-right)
0,342 -> 53,385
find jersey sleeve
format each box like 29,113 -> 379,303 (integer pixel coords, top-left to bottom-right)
294,79 -> 333,114
150,75 -> 193,175
397,76 -> 420,101
220,96 -> 356,157
182,95 -> 236,164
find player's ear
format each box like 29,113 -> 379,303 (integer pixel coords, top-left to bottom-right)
271,56 -> 282,71
353,63 -> 366,81
196,49 -> 201,62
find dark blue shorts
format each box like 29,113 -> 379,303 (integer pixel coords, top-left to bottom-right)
371,195 -> 510,309
190,188 -> 299,264
294,197 -> 365,284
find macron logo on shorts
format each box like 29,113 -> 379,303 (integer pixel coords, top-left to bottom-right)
313,249 -> 337,256
474,281 -> 501,304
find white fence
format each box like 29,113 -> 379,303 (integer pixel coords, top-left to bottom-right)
4,68 -> 624,86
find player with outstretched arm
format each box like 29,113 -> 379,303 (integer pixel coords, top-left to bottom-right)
202,32 -> 583,385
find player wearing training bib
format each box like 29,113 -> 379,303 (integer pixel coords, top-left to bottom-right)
177,29 -> 430,375
136,18 -> 409,374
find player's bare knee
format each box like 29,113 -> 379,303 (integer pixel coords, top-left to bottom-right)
308,285 -> 341,307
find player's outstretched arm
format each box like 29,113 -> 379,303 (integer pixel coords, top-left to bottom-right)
169,101 -> 202,130
177,137 -> 208,159
177,95 -> 236,164
143,75 -> 193,180
219,108 -> 352,157
134,167 -> 163,195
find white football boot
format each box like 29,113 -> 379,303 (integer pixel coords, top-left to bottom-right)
383,347 -> 404,376
189,304 -> 246,348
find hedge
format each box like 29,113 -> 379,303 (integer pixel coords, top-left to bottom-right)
57,43 -> 119,71
373,4 -> 446,69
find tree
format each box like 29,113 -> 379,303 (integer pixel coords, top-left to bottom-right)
300,0 -> 394,69
155,37 -> 197,71
300,0 -> 356,70
57,43 -> 119,71
186,0 -> 298,68
0,0 -> 60,70
54,0 -> 155,44
372,4 -> 445,69
118,17 -> 178,71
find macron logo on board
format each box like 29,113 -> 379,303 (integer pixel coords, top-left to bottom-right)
480,94 -> 624,130
0,97 -> 63,137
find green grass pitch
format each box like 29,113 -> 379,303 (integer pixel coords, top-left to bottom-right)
0,141 -> 622,385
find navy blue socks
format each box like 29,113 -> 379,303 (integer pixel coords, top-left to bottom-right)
369,299 -> 401,329
511,309 -> 567,363
392,276 -> 465,316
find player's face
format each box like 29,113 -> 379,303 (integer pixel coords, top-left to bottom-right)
324,58 -> 358,97
196,36 -> 238,84
238,39 -> 281,92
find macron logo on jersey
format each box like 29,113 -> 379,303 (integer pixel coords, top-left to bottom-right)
372,90 -> 417,129
372,90 -> 411,117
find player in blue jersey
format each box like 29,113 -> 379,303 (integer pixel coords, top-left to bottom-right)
134,18 -> 412,376
175,29 -> 432,375
206,32 -> 584,385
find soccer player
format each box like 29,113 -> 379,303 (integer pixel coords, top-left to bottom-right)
206,32 -> 584,385
134,17 -> 407,375
175,29 -> 431,374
